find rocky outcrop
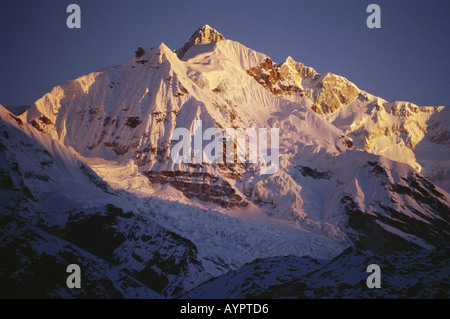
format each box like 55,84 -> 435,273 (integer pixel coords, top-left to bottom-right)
311,73 -> 360,114
145,170 -> 247,209
176,25 -> 225,59
278,56 -> 317,84
247,57 -> 359,114
247,58 -> 304,96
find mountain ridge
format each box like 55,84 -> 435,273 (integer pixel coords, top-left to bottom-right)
11,25 -> 450,247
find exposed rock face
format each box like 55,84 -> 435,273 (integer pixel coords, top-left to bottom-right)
145,170 -> 246,209
279,56 -> 317,84
247,58 -> 304,96
311,73 -> 360,114
176,25 -> 225,59
248,57 -> 359,113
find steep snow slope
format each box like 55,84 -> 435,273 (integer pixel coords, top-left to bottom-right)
0,105 -> 208,297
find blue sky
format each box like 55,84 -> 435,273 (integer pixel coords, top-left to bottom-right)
1,0 -> 449,106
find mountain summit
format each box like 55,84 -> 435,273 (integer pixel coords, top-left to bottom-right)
176,24 -> 225,58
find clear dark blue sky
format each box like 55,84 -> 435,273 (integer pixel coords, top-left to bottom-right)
1,0 -> 449,106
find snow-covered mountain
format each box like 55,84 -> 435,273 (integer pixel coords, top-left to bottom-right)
1,25 -> 449,298
252,54 -> 450,191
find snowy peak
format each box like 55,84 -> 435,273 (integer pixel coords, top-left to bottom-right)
279,56 -> 317,81
176,25 -> 225,59
191,24 -> 225,43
